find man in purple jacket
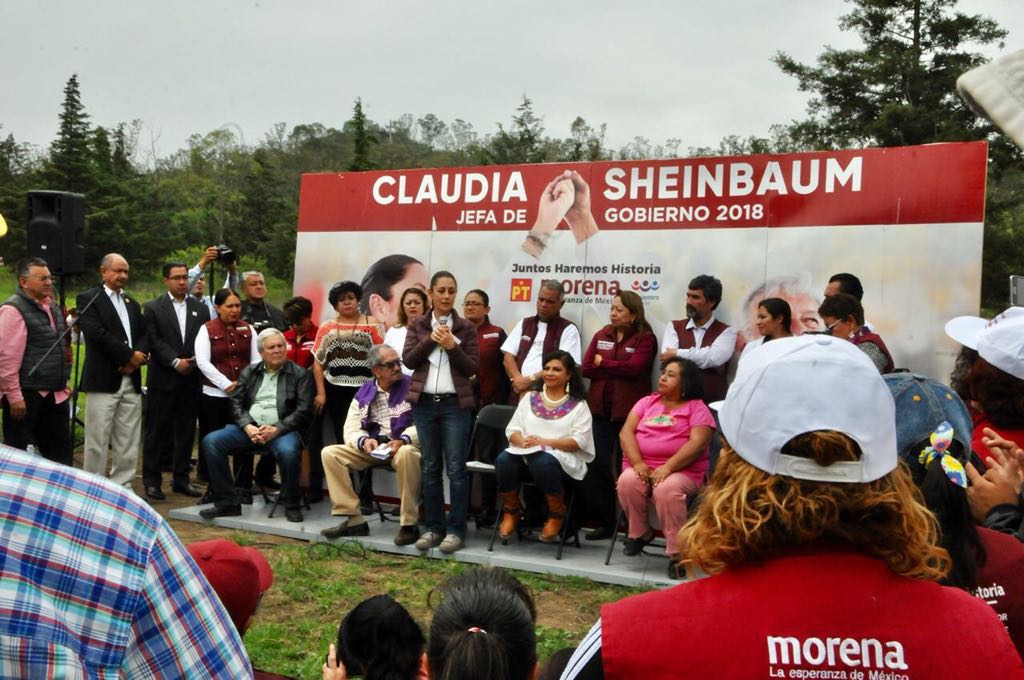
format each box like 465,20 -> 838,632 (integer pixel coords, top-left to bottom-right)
320,344 -> 422,546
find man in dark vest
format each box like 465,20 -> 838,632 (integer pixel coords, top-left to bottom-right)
501,279 -> 581,402
141,261 -> 211,501
0,257 -> 73,466
659,274 -> 737,402
818,293 -> 895,374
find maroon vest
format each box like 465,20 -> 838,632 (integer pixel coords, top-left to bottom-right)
673,318 -> 730,401
515,315 -> 572,368
852,327 -> 895,373
202,318 -> 253,390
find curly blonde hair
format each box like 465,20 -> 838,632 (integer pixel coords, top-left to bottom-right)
680,431 -> 950,581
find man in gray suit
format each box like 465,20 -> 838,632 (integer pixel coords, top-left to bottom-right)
142,262 -> 211,500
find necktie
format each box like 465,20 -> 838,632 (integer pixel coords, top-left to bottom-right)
112,291 -> 132,345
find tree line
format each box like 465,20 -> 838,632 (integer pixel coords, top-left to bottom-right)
1,0 -> 1021,308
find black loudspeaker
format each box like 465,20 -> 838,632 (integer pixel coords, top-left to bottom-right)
26,190 -> 86,275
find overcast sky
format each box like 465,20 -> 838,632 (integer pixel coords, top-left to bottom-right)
3,0 -> 1023,161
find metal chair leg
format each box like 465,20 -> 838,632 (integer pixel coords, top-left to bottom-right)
605,508 -> 626,565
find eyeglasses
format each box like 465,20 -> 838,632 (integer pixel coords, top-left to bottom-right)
824,319 -> 842,336
25,275 -> 53,282
377,359 -> 402,369
463,301 -> 484,307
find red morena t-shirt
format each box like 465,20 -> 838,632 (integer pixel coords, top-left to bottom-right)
601,548 -> 1024,679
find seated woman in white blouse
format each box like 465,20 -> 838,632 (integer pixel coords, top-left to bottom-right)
496,350 -> 594,544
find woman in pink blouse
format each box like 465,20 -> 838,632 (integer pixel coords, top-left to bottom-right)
617,357 -> 714,578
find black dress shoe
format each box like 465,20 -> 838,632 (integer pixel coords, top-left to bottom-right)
321,520 -> 370,540
256,478 -> 281,491
285,508 -> 304,523
623,529 -> 656,556
144,486 -> 166,501
585,526 -> 615,541
197,489 -> 214,505
476,509 -> 498,529
236,488 -> 254,505
199,505 -> 242,520
172,483 -> 204,498
394,525 -> 421,546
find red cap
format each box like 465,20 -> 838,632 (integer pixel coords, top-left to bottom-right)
187,538 -> 273,631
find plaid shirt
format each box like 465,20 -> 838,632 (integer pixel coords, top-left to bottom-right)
0,445 -> 252,678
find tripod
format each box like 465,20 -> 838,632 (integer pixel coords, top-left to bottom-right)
58,274 -> 95,449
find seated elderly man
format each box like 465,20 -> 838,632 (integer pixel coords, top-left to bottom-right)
321,344 -> 421,546
200,328 -> 314,523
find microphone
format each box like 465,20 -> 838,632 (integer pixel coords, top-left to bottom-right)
438,315 -> 450,352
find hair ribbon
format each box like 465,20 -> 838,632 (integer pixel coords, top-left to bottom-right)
918,421 -> 967,488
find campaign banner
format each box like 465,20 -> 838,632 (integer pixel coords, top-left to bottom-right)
294,142 -> 987,379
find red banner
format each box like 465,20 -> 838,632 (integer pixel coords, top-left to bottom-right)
298,142 -> 987,232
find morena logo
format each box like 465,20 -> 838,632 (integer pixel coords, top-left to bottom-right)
631,280 -> 660,293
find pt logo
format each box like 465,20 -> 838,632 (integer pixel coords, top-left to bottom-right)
510,278 -> 533,302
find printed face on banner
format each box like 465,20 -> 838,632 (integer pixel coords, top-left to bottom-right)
294,143 -> 986,379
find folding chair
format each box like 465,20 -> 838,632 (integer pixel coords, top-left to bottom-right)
487,471 -> 581,561
234,446 -> 310,519
604,484 -> 702,565
467,404 -> 517,526
356,464 -> 398,524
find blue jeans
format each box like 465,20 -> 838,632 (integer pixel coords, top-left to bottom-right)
495,450 -> 564,495
202,425 -> 303,509
413,396 -> 472,537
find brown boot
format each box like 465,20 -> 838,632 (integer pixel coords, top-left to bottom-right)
540,493 -> 567,543
498,491 -> 521,540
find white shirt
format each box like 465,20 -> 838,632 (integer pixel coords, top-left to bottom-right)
505,393 -> 595,480
194,323 -> 260,398
104,285 -> 132,345
422,315 -> 458,395
167,292 -> 188,343
383,326 -> 413,376
660,317 -> 737,370
500,318 -> 582,376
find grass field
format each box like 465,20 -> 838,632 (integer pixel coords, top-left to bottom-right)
232,536 -> 642,679
0,260 -> 638,678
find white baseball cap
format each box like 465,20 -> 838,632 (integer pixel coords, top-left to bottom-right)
714,335 -> 897,483
945,307 -> 1024,381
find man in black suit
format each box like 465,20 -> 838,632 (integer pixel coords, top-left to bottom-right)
141,262 -> 211,500
77,253 -> 148,488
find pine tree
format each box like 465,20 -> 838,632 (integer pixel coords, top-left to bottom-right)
773,0 -> 1007,150
348,98 -> 377,171
486,95 -> 547,164
49,74 -> 93,192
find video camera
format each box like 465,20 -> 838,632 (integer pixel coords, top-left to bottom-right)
215,245 -> 237,265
